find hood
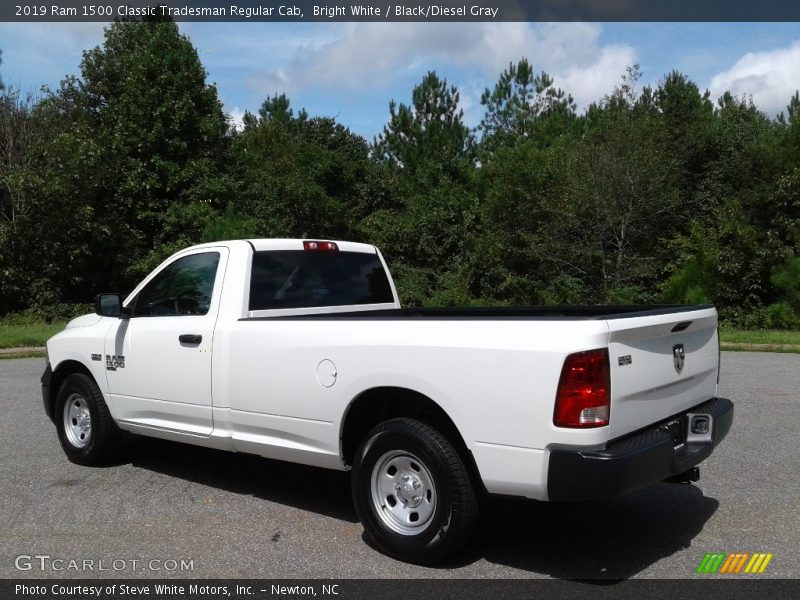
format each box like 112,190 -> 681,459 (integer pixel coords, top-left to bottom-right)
65,313 -> 102,329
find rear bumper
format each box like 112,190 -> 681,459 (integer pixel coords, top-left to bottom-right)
547,397 -> 733,501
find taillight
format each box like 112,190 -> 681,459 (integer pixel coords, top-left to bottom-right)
553,349 -> 610,428
303,240 -> 338,251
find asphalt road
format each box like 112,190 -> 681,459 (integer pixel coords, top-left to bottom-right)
0,353 -> 797,580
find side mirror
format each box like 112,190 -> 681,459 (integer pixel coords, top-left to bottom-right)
95,293 -> 130,318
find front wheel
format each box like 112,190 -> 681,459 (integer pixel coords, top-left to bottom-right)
55,373 -> 121,466
351,418 -> 479,564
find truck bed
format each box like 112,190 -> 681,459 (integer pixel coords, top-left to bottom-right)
246,304 -> 713,320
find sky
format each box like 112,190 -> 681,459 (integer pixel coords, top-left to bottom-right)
1,21 -> 799,139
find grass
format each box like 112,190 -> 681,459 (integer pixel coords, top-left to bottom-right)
0,321 -> 66,350
719,328 -> 800,346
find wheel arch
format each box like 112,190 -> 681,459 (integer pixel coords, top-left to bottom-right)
46,360 -> 97,421
340,386 -> 486,495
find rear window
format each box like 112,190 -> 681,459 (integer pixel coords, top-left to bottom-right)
249,250 -> 394,310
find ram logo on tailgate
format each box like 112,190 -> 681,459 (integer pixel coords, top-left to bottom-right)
673,344 -> 685,374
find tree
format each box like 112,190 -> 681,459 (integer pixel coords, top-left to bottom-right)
473,61 -> 579,305
0,88 -> 38,313
662,92 -> 788,322
0,15 -> 231,313
479,59 -> 575,154
1,83 -> 126,311
654,71 -> 715,197
368,72 -> 480,305
226,96 -> 376,241
780,90 -> 800,162
257,93 -> 307,124
77,14 -> 229,275
565,67 -> 683,302
4,39 -> 800,326
473,137 -> 576,304
373,71 -> 474,184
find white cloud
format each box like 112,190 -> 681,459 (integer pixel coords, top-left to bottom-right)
0,22 -> 106,93
0,22 -> 106,55
559,45 -> 638,109
15,21 -> 107,44
227,106 -> 247,131
246,23 -> 636,111
709,41 -> 800,116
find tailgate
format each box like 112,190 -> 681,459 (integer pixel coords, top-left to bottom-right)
606,307 -> 719,439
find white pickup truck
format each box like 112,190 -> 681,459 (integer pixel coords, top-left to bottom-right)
42,239 -> 733,563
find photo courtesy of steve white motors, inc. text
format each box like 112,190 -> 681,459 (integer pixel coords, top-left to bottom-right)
15,583 -> 339,597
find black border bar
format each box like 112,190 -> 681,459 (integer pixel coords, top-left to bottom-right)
4,579 -> 800,599
4,1 -> 800,22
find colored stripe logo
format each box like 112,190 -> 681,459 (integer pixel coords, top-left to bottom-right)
697,552 -> 773,574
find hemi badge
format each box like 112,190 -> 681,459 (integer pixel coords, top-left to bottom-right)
91,354 -> 102,361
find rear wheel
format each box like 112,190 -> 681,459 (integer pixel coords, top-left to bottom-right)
55,373 -> 120,465
351,418 -> 479,564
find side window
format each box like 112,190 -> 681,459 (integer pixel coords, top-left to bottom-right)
132,252 -> 221,317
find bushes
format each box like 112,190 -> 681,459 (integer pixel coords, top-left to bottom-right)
1,304 -> 93,325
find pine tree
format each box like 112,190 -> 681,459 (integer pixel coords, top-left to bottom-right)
373,71 -> 474,183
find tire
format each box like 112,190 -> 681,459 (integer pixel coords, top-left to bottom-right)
55,373 -> 121,466
351,418 -> 479,564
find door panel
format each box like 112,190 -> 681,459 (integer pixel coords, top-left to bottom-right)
105,249 -> 227,435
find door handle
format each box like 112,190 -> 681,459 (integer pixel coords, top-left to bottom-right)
179,334 -> 202,345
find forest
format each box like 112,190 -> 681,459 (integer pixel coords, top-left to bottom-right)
1,17 -> 800,328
